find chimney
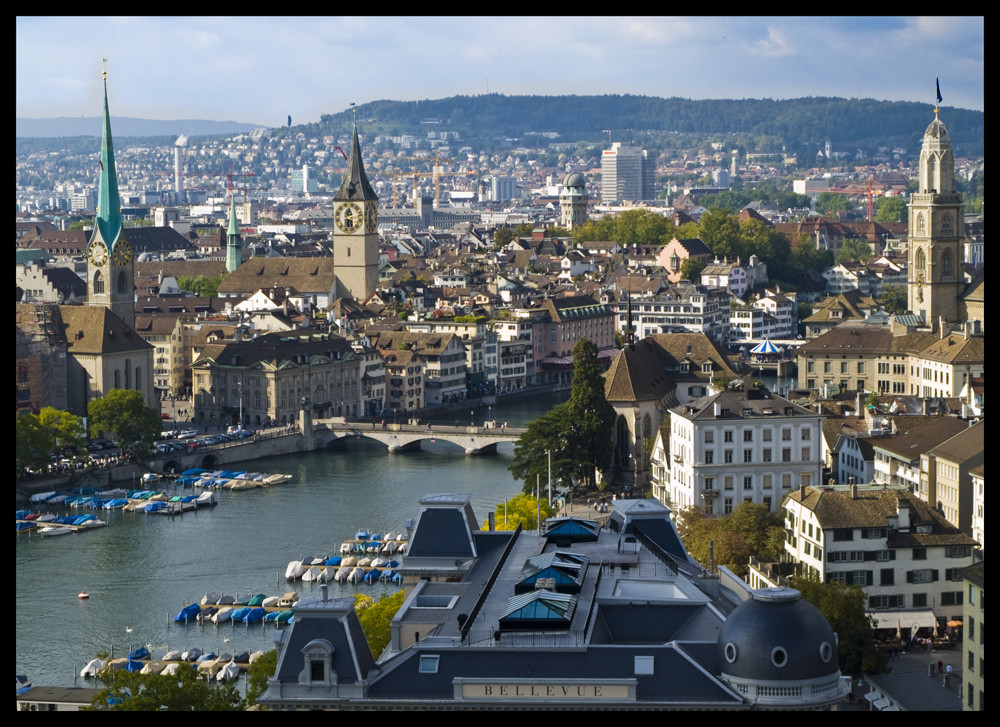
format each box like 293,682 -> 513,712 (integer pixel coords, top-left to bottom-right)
320,583 -> 328,602
896,498 -> 911,532
939,316 -> 948,339
851,478 -> 858,499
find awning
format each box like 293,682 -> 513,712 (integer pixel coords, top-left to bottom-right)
869,609 -> 937,630
750,338 -> 780,354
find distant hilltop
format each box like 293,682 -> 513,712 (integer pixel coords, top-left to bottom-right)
16,116 -> 268,139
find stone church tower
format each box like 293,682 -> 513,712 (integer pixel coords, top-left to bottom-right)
908,110 -> 963,329
332,122 -> 379,301
86,72 -> 135,330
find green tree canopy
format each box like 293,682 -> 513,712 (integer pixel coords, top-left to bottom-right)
816,192 -> 854,217
354,589 -> 405,657
676,502 -> 786,578
835,237 -> 874,264
874,195 -> 906,223
879,284 -> 908,315
508,339 -> 615,494
88,389 -> 162,457
493,228 -> 514,248
39,406 -> 87,454
85,662 -> 242,711
16,413 -> 52,473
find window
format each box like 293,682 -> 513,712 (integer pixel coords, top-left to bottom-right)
724,431 -> 734,443
724,476 -> 733,490
705,450 -> 714,464
724,497 -> 733,514
801,447 -> 811,461
743,430 -> 753,442
724,450 -> 733,464
763,474 -> 772,489
833,529 -> 854,541
743,450 -> 753,463
704,431 -> 714,444
782,428 -> 792,441
744,476 -> 753,490
880,569 -> 895,585
418,655 -> 440,674
782,448 -> 792,462
913,548 -> 927,560
801,428 -> 811,441
912,593 -> 927,607
908,569 -> 936,584
763,448 -> 772,463
310,659 -> 325,681
941,591 -> 963,606
763,429 -> 772,442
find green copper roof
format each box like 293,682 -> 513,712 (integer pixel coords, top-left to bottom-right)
228,194 -> 240,236
91,77 -> 123,251
334,122 -> 378,203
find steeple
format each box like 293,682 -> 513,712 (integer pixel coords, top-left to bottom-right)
334,121 -> 377,202
225,192 -> 242,273
92,72 -> 123,252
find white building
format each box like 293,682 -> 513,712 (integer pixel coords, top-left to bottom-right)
783,483 -> 977,621
667,381 -> 823,516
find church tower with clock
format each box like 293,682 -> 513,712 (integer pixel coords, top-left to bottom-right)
907,108 -> 963,329
332,121 -> 379,301
86,72 -> 135,330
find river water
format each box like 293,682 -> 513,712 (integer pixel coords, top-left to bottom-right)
16,392 -> 567,688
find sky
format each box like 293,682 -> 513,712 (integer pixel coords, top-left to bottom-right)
16,16 -> 984,127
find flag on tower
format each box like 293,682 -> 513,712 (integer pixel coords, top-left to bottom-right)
936,77 -> 942,105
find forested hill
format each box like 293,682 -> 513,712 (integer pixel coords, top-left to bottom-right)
313,94 -> 983,156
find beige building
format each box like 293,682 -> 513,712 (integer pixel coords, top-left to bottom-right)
960,561 -> 984,711
191,329 -> 362,427
919,421 -> 984,539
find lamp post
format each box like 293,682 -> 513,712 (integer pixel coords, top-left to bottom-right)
470,409 -> 474,428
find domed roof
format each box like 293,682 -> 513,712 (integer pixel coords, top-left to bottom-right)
924,116 -> 950,143
717,587 -> 839,682
563,172 -> 586,190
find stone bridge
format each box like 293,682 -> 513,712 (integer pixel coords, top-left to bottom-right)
314,420 -> 525,454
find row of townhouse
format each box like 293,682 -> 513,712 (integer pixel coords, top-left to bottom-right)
782,483 -> 977,622
797,316 -> 984,398
821,256 -> 907,297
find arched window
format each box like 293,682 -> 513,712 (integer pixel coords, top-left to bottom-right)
124,359 -> 131,390
93,270 -> 105,294
117,271 -> 127,295
941,214 -> 953,235
134,367 -> 141,392
114,369 -> 121,389
915,248 -> 926,279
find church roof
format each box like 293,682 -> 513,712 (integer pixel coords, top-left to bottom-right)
334,123 -> 377,203
58,305 -> 152,356
91,76 -> 124,253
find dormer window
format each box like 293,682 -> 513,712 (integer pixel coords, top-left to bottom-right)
702,361 -> 713,374
299,639 -> 335,686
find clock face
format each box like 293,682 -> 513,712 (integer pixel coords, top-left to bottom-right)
112,239 -> 132,266
88,240 -> 108,266
336,202 -> 362,233
364,204 -> 378,233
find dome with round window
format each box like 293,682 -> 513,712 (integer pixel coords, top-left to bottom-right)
716,587 -> 846,707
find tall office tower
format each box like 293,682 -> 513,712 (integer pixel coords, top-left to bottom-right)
601,143 -> 655,203
490,176 -> 517,202
908,110 -> 964,329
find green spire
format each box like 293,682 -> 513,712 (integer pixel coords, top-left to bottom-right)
92,73 -> 123,250
228,193 -> 240,237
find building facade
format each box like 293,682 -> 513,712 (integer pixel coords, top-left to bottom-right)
668,382 -> 823,516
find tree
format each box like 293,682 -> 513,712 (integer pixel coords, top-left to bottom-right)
793,576 -> 888,676
835,237 -> 874,264
16,413 -> 52,473
676,502 -> 785,578
874,195 -> 906,223
679,256 -> 705,282
88,390 -> 162,457
565,338 -> 615,489
508,339 -> 615,494
39,406 -> 87,455
482,493 -> 555,531
354,589 -> 405,657
816,192 -> 853,217
493,227 -> 514,248
85,662 -> 243,711
698,207 -> 743,260
245,650 -> 278,708
879,284 -> 908,315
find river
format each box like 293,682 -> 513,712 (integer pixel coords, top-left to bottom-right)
16,392 -> 568,689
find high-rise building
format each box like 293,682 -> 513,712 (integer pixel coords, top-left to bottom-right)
490,175 -> 517,202
601,143 -> 655,203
